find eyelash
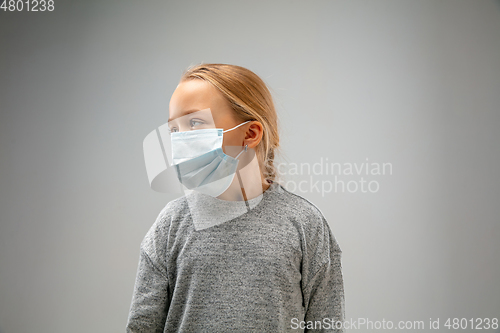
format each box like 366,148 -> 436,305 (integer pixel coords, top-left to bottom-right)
190,119 -> 204,127
169,118 -> 204,133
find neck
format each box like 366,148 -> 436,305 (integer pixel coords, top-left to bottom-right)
216,148 -> 271,201
217,175 -> 270,201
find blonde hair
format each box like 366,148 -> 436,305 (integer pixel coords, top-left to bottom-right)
179,63 -> 280,183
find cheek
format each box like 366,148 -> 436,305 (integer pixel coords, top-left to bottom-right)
222,138 -> 238,153
222,134 -> 245,155
223,134 -> 243,147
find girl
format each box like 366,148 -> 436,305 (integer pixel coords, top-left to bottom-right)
127,63 -> 345,332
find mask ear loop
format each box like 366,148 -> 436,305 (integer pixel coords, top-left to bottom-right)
235,144 -> 251,210
223,120 -> 251,133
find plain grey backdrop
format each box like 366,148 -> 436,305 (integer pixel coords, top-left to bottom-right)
1,0 -> 499,332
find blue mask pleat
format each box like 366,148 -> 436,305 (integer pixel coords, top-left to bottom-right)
170,127 -> 246,197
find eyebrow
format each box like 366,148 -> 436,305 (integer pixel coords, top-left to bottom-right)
168,109 -> 203,122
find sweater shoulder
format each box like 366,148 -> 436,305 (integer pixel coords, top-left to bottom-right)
273,184 -> 327,224
272,184 -> 342,253
140,195 -> 190,259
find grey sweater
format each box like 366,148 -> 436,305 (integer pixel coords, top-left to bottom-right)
126,182 -> 345,332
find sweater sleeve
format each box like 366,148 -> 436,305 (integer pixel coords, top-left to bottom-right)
301,215 -> 346,333
126,207 -> 171,332
126,249 -> 169,332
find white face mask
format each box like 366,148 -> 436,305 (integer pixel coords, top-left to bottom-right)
169,121 -> 251,197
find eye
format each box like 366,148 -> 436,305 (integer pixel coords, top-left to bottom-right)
169,127 -> 178,133
190,118 -> 204,128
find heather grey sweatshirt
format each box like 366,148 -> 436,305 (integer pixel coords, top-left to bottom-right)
126,182 -> 345,332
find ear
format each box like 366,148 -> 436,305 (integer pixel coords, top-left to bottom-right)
243,121 -> 264,149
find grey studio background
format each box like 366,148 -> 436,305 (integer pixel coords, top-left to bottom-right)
1,0 -> 499,332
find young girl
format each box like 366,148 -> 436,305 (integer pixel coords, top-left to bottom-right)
127,63 -> 345,332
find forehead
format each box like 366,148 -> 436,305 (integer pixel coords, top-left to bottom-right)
169,80 -> 222,120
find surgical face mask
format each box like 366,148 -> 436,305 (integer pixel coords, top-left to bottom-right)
169,120 -> 251,197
